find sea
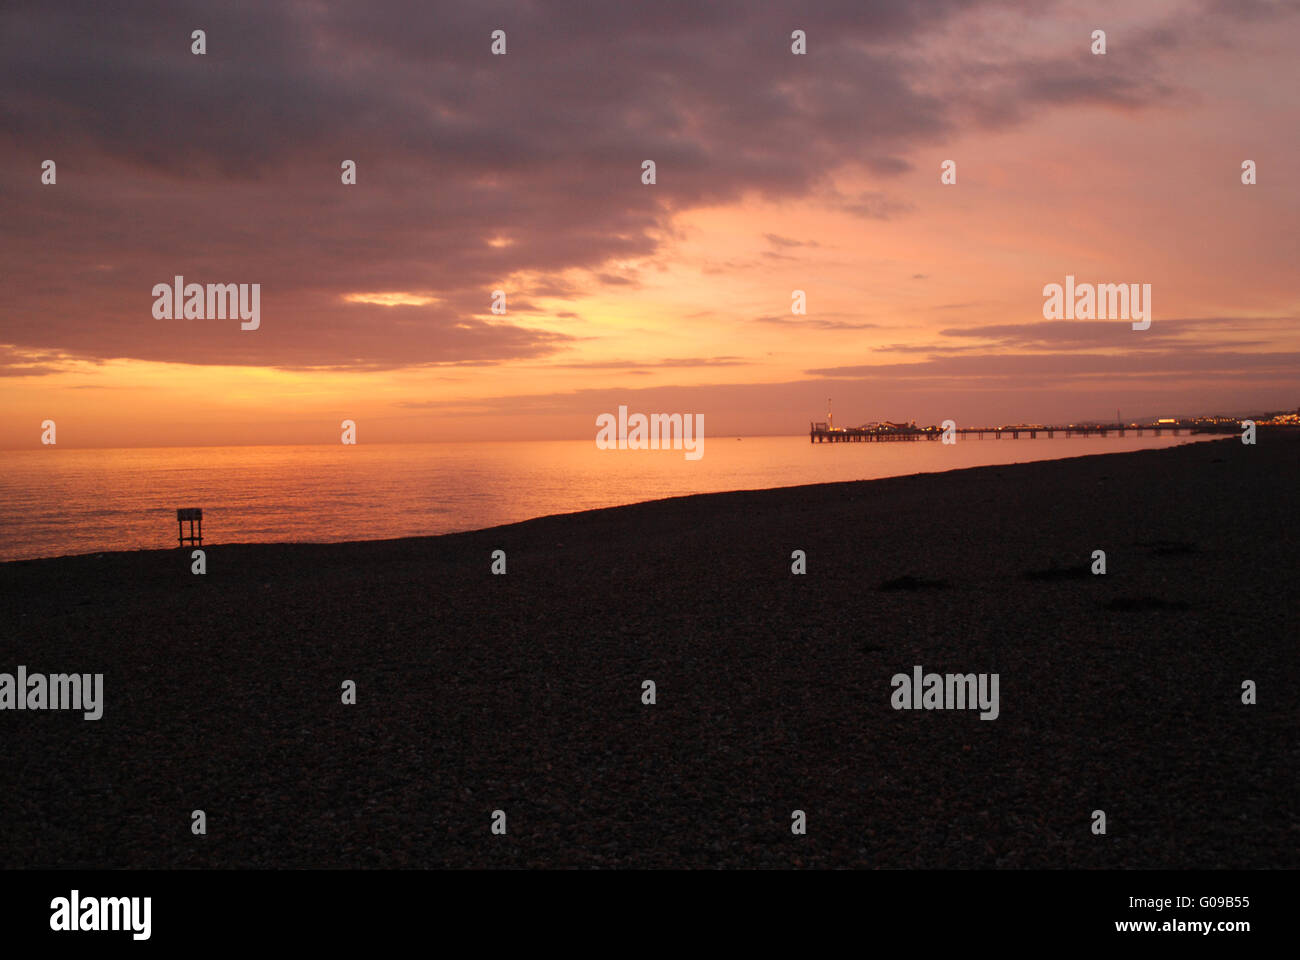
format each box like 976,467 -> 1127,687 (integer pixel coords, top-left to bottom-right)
0,434 -> 1213,561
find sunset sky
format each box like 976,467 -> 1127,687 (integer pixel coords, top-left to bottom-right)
2,0 -> 1297,448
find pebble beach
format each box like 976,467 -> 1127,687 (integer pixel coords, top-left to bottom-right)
1,433 -> 1294,869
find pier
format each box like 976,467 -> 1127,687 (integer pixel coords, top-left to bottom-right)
808,421 -> 1241,443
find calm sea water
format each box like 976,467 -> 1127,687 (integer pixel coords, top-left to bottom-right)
0,435 -> 1212,561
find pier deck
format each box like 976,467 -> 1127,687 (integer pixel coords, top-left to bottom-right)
807,422 -> 1231,443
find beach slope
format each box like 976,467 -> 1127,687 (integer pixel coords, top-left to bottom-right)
0,434 -> 1294,868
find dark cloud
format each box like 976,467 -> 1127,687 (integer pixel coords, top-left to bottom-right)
755,315 -> 881,330
937,316 -> 1293,350
0,0 -> 1266,369
872,343 -> 973,354
807,351 -> 1300,380
836,190 -> 914,221
862,155 -> 914,177
0,344 -> 95,376
764,234 -> 820,248
380,360 -> 1300,434
544,356 -> 750,369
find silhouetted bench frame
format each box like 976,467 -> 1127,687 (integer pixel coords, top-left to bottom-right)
177,508 -> 202,547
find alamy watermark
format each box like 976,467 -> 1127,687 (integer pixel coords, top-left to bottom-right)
152,275 -> 260,330
1043,274 -> 1150,330
50,890 -> 150,940
596,405 -> 704,460
891,665 -> 999,720
0,666 -> 103,719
